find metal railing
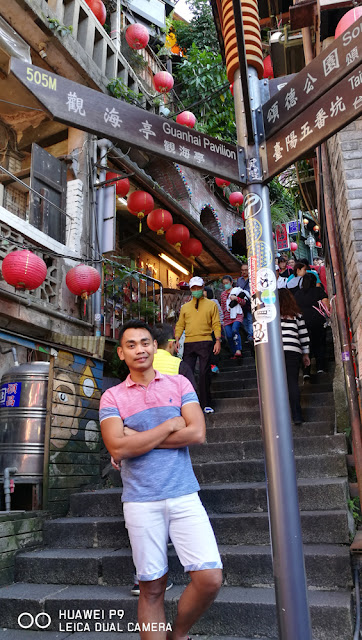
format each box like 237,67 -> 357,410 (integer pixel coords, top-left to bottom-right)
103,263 -> 163,339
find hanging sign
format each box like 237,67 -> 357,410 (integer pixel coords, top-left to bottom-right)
10,59 -> 244,186
266,65 -> 362,180
263,17 -> 362,139
275,223 -> 289,251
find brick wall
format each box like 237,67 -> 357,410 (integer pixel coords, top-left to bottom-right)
145,159 -> 243,245
176,165 -> 243,242
327,117 -> 362,383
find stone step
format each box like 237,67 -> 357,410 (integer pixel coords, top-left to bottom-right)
209,511 -> 350,545
190,434 -> 347,463
193,453 -> 347,484
43,507 -> 350,549
205,419 -> 334,439
15,544 -> 352,591
67,477 -> 348,520
209,406 -> 335,423
200,478 -> 349,515
213,393 -> 334,412
0,583 -> 353,640
211,379 -> 333,393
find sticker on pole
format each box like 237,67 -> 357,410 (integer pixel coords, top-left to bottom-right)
256,268 -> 276,292
254,304 -> 276,324
244,193 -> 262,221
261,289 -> 276,305
248,255 -> 258,295
253,320 -> 268,345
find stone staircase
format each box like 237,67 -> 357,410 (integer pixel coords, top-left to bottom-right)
0,350 -> 355,639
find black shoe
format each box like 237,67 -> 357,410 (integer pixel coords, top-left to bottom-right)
131,583 -> 140,596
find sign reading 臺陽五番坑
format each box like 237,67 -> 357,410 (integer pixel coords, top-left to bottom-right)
266,65 -> 362,180
10,59 -> 244,185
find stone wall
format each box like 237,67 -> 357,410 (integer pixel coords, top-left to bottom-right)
0,511 -> 44,586
327,117 -> 362,387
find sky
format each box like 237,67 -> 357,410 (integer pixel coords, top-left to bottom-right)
174,0 -> 194,22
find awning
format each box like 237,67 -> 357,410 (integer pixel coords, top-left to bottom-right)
109,147 -> 242,277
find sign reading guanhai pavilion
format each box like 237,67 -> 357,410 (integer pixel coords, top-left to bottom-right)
10,59 -> 244,185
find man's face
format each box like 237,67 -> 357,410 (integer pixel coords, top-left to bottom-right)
241,265 -> 249,279
117,328 -> 157,371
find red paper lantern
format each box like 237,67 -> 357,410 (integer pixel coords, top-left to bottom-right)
165,224 -> 190,250
313,225 -> 319,232
215,177 -> 231,195
335,7 -> 362,39
153,71 -> 174,94
147,209 -> 173,235
290,241 -> 298,252
230,83 -> 234,96
125,23 -> 149,50
127,190 -> 154,231
263,55 -> 274,79
229,191 -> 244,211
316,241 -> 322,248
181,238 -> 203,259
1,250 -> 47,290
176,111 -> 196,129
66,264 -> 101,314
106,172 -> 130,197
85,0 -> 106,25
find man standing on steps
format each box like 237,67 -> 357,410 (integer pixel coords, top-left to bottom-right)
175,276 -> 221,414
100,320 -> 223,640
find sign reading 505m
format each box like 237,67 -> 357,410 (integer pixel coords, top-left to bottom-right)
26,67 -> 57,91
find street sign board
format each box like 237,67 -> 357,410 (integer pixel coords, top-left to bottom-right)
10,59 -> 244,185
275,223 -> 289,251
266,64 -> 362,180
263,17 -> 362,139
288,220 -> 299,234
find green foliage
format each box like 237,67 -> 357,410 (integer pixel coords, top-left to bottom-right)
46,17 -> 73,37
269,178 -> 298,227
174,44 -> 236,143
110,345 -> 130,380
173,0 -> 219,53
348,497 -> 362,527
107,78 -> 144,106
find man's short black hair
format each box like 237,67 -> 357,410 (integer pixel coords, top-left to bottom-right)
222,274 -> 233,283
278,256 -> 287,263
204,286 -> 214,300
300,258 -> 310,267
118,320 -> 156,345
153,323 -> 174,349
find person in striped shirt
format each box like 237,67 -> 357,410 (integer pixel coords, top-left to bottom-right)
279,289 -> 310,425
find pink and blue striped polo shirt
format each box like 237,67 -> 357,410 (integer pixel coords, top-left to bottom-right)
99,371 -> 200,502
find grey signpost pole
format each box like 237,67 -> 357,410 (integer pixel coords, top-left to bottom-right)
231,7 -> 313,633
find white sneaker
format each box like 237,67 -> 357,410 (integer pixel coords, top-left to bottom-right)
203,406 -> 214,414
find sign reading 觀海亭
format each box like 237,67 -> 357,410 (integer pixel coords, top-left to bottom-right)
263,17 -> 362,139
10,59 -> 243,185
266,65 -> 362,180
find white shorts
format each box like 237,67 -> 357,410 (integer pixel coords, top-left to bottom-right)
123,492 -> 222,582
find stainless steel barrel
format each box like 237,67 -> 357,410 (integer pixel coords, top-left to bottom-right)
0,362 -> 49,481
